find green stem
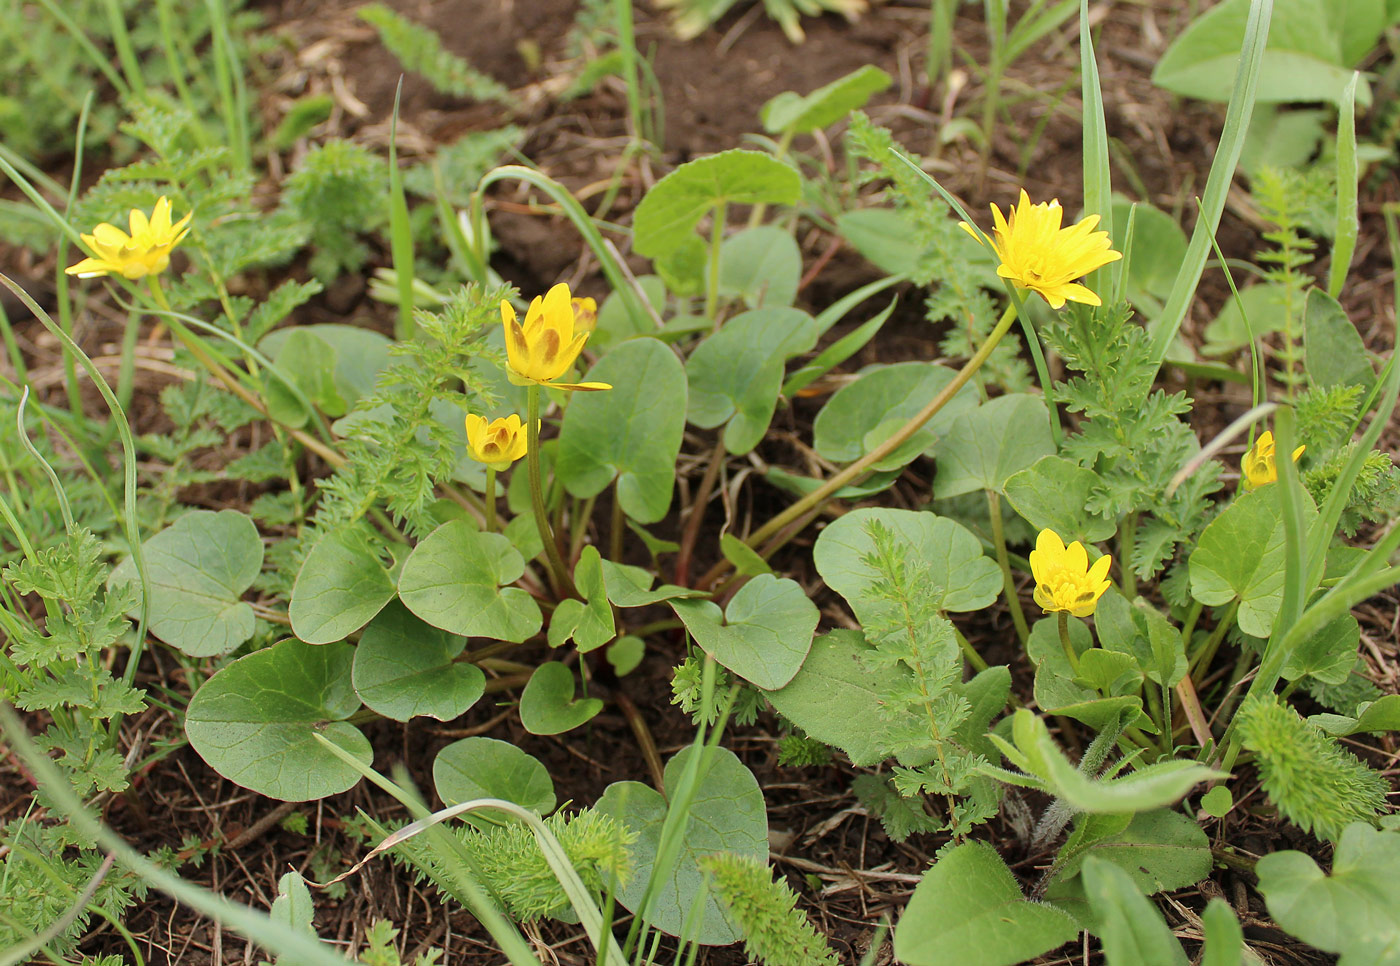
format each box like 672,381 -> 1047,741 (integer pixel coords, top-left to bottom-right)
483,467 -> 497,533
1188,600 -> 1238,680
1058,611 -> 1079,674
609,483 -> 625,563
705,200 -> 727,325
952,624 -> 989,672
700,303 -> 1019,589
526,385 -> 575,597
988,489 -> 1029,646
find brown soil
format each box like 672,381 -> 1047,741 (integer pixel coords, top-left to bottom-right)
3,0 -> 1397,964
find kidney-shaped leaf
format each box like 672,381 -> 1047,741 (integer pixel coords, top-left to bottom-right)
632,150 -> 802,258
398,520 -> 542,642
290,524 -> 397,645
519,662 -> 603,735
1190,486 -> 1317,638
110,509 -> 263,657
1004,456 -> 1116,545
932,394 -> 1056,498
185,639 -> 370,801
432,736 -> 556,821
556,337 -> 687,523
894,841 -> 1078,966
670,574 -> 818,689
812,361 -> 978,471
351,601 -> 484,722
717,227 -> 801,309
686,307 -> 817,454
814,507 -> 1001,618
597,746 -> 767,946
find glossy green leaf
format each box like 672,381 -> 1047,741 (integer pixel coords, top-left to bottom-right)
546,546 -> 615,652
351,601 -> 483,721
717,227 -> 800,308
894,841 -> 1078,966
1004,456 -> 1116,544
596,746 -> 767,946
1029,616 -> 1149,732
812,361 -> 978,471
556,337 -> 688,523
719,533 -> 773,577
518,662 -> 603,735
593,275 -> 667,351
397,520 -> 542,642
1305,288 -> 1375,390
1190,486 -> 1317,638
110,509 -> 263,657
290,525 -> 397,645
814,507 -> 1001,618
632,149 -> 802,258
260,322 -> 393,409
1200,282 -> 1289,356
1283,613 -> 1360,686
1110,198 -> 1188,305
432,736 -> 556,821
1081,857 -> 1189,966
185,639 -> 370,801
260,329 -> 344,428
836,208 -> 923,277
598,559 -> 701,607
1257,823 -> 1400,966
759,65 -> 892,134
932,394 -> 1056,498
1200,899 -> 1246,966
686,307 -> 817,454
1094,591 -> 1188,687
607,635 -> 646,676
1047,809 -> 1211,900
1310,694 -> 1400,736
670,574 -> 818,689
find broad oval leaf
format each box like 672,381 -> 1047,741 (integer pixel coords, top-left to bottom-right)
290,525 -> 397,645
632,149 -> 802,258
432,736 -> 556,820
814,507 -> 1001,617
760,65 -> 892,135
351,601 -> 483,721
717,227 -> 801,309
398,520 -> 542,642
894,840 -> 1078,966
1004,455 -> 1116,544
670,573 -> 818,689
596,746 -> 767,946
110,509 -> 263,657
812,361 -> 978,471
556,337 -> 687,523
185,639 -> 369,801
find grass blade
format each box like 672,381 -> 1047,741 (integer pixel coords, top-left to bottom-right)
1328,72 -> 1360,298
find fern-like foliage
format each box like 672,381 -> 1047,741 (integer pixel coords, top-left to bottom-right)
385,808 -> 634,922
1236,695 -> 1388,842
699,853 -> 840,966
282,139 -> 386,281
1046,301 -> 1221,578
1294,384 -> 1400,536
358,5 -> 507,102
847,113 -> 1031,393
856,521 -> 998,838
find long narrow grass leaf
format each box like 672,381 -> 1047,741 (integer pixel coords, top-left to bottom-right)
1328,73 -> 1360,298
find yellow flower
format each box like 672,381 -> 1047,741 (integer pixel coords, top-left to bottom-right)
66,196 -> 193,280
501,283 -> 611,391
959,189 -> 1122,309
571,295 -> 598,333
1030,528 -> 1113,618
465,413 -> 530,471
1242,431 -> 1305,490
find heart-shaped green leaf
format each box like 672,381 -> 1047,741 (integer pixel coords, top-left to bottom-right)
518,662 -> 603,735
596,746 -> 767,946
555,337 -> 688,523
893,841 -> 1078,966
398,520 -> 542,642
110,509 -> 263,657
717,227 -> 800,309
185,639 -> 369,801
432,736 -> 555,825
932,394 -> 1056,498
1305,289 -> 1375,390
1190,485 -> 1318,638
290,524 -> 397,645
546,546 -> 615,652
1310,693 -> 1400,737
1004,455 -> 1116,544
259,322 -> 392,408
599,559 -> 701,607
670,574 -> 817,689
686,307 -> 817,454
351,601 -> 483,721
814,507 -> 1001,617
632,150 -> 801,258
812,361 -> 978,470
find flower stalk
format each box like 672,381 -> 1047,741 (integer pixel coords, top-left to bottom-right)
987,490 -> 1030,646
526,385 -> 576,598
